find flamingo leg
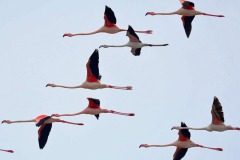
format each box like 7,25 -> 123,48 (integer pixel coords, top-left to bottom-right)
202,13 -> 224,17
109,110 -> 135,116
0,149 -> 14,153
57,119 -> 84,126
197,145 -> 223,151
108,85 -> 132,90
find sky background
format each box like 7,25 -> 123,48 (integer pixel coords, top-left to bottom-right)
1,0 -> 240,159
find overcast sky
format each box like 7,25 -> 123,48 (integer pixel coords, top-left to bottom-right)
1,0 -> 240,160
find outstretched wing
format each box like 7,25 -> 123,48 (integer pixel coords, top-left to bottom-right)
126,25 -> 141,42
87,98 -> 101,109
38,123 -> 52,149
211,96 -> 224,124
181,16 -> 195,38
35,115 -> 51,127
104,6 -> 117,27
181,1 -> 195,10
173,147 -> 188,160
86,49 -> 101,82
178,122 -> 191,141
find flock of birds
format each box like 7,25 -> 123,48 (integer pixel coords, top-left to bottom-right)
1,1 -> 238,160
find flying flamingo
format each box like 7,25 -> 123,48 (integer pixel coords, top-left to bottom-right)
46,49 -> 132,90
99,25 -> 168,56
172,96 -> 240,132
52,98 -> 135,120
146,0 -> 224,38
63,5 -> 152,37
0,149 -> 14,153
2,115 -> 83,149
140,122 -> 222,160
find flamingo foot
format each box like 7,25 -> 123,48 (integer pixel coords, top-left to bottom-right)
145,30 -> 153,34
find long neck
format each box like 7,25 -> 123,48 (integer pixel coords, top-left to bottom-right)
58,112 -> 83,117
72,30 -> 101,36
154,11 -> 178,15
10,119 -> 35,123
179,126 -> 207,131
148,143 -> 175,147
54,84 -> 83,89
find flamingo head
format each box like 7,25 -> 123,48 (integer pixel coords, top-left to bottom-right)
2,120 -> 12,124
46,83 -> 56,87
139,144 -> 149,148
145,12 -> 156,16
63,33 -> 73,37
171,126 -> 181,130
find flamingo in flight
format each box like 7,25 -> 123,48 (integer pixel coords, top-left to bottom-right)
99,25 -> 168,56
2,115 -> 83,149
46,49 -> 132,90
63,6 -> 152,37
0,149 -> 14,153
146,0 -> 224,38
52,98 -> 135,120
140,122 -> 222,160
172,96 -> 240,132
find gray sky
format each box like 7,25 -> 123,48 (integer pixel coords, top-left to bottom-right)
1,0 -> 240,159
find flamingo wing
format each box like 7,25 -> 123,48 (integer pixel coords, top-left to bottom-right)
181,16 -> 195,38
35,115 -> 51,127
87,98 -> 101,109
173,147 -> 188,160
104,6 -> 117,27
127,25 -> 141,42
178,122 -> 191,141
86,49 -> 101,82
181,1 -> 195,10
131,48 -> 141,56
38,123 -> 52,149
211,96 -> 224,125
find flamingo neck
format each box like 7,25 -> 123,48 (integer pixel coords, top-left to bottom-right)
154,11 -> 178,15
54,84 -> 83,89
148,143 -> 175,147
72,30 -> 101,36
9,119 -> 35,123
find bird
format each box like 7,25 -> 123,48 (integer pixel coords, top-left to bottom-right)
0,149 -> 14,153
99,25 -> 168,56
51,98 -> 135,120
139,122 -> 222,160
63,5 -> 152,37
171,96 -> 240,132
46,49 -> 132,90
2,115 -> 84,149
145,0 -> 224,38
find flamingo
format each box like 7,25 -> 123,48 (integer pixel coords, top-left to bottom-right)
2,115 -> 83,149
172,96 -> 240,132
63,6 -> 152,37
140,122 -> 222,160
46,49 -> 132,90
146,0 -> 224,38
52,98 -> 135,120
99,25 -> 168,56
0,149 -> 14,153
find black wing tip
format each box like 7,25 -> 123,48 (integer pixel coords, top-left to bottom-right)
181,122 -> 187,127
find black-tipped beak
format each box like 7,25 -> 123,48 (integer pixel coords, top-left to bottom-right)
171,127 -> 174,130
145,13 -> 148,16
